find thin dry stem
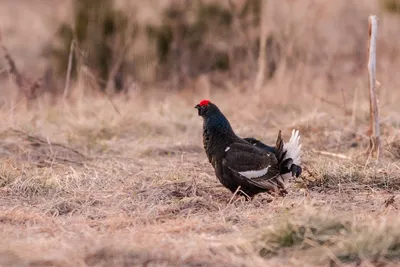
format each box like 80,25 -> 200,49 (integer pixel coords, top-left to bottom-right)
227,185 -> 242,205
63,39 -> 75,101
312,150 -> 352,160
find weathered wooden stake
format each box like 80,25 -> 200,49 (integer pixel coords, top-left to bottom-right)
367,15 -> 381,161
254,0 -> 268,91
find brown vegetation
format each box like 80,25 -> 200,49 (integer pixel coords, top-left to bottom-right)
0,0 -> 400,266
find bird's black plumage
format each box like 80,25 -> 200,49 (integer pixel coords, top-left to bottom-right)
195,100 -> 293,199
243,137 -> 302,177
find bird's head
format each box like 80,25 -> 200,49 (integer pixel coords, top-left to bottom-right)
194,99 -> 220,117
195,99 -> 235,137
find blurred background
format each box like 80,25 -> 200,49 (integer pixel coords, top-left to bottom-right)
0,0 -> 399,105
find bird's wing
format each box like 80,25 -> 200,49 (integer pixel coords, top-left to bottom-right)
243,137 -> 277,154
222,142 -> 284,190
244,134 -> 302,178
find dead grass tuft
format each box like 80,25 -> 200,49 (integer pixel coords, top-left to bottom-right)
0,129 -> 87,167
255,207 -> 400,265
0,160 -> 21,187
303,159 -> 400,191
9,167 -> 61,197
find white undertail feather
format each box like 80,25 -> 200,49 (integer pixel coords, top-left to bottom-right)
283,129 -> 302,165
239,165 -> 271,179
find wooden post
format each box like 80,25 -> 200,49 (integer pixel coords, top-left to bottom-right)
367,15 -> 381,160
254,0 -> 268,91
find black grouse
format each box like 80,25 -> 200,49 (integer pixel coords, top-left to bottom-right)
195,99 -> 302,199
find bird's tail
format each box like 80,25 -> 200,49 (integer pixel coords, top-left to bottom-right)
283,129 -> 302,166
275,129 -> 302,178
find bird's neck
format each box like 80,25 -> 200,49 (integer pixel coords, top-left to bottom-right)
205,113 -> 236,136
203,113 -> 239,158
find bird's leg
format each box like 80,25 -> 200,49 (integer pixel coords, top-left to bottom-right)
276,176 -> 286,189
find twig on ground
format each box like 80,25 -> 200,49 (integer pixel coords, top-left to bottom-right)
9,128 -> 88,159
312,149 -> 352,160
227,186 -> 241,205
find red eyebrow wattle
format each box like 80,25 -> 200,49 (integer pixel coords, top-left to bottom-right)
199,99 -> 210,106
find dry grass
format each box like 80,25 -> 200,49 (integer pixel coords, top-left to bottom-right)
255,206 -> 400,266
0,0 -> 400,266
0,87 -> 398,266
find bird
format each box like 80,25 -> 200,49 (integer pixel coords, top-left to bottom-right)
243,135 -> 302,178
195,99 -> 302,200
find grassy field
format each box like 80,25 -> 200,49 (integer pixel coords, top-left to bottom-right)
0,89 -> 399,267
0,0 -> 400,267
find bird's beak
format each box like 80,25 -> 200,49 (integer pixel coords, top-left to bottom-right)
194,104 -> 200,109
